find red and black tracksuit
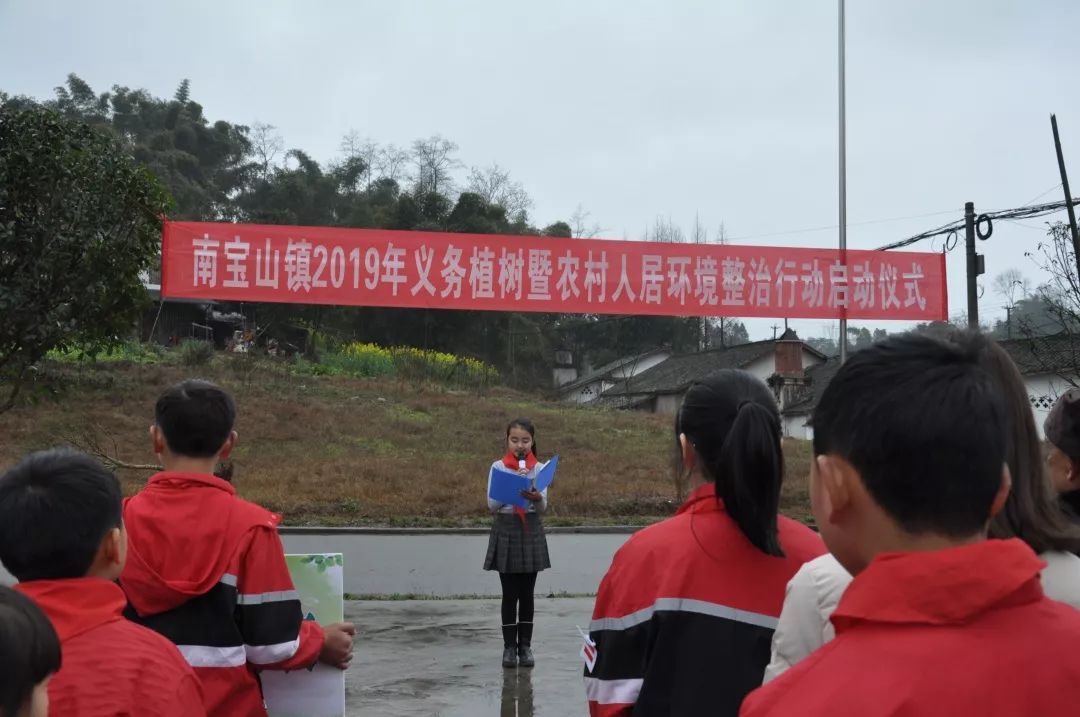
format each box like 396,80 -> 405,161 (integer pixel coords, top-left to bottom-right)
585,483 -> 825,716
120,472 -> 325,717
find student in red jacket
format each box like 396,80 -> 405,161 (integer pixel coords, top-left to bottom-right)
585,369 -> 826,717
741,332 -> 1080,716
120,380 -> 355,717
0,448 -> 205,717
0,586 -> 60,717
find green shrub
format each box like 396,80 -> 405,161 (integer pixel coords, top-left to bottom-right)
47,340 -> 165,365
178,339 -> 214,366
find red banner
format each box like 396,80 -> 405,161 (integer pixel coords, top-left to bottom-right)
161,221 -> 947,321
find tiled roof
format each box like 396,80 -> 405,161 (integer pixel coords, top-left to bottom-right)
782,356 -> 843,414
558,348 -> 669,394
998,333 -> 1080,376
602,341 -> 777,397
781,333 -> 1080,418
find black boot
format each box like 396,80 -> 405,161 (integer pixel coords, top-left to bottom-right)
502,624 -> 518,668
517,622 -> 535,667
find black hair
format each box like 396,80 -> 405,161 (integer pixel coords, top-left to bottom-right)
506,418 -> 538,458
812,332 -> 1007,538
0,448 -> 122,582
156,379 -> 236,458
213,460 -> 234,482
966,333 -> 1080,553
677,369 -> 785,557
0,586 -> 60,717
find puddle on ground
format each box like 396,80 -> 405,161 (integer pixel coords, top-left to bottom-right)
345,598 -> 593,716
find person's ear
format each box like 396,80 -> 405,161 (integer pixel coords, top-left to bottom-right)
149,425 -> 166,456
97,527 -> 125,573
679,433 -> 695,472
989,463 -> 1012,519
218,430 -> 238,459
814,454 -> 855,526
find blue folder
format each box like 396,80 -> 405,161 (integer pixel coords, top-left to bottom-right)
534,455 -> 559,492
488,456 -> 559,508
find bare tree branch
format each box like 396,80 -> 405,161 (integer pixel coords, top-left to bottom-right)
691,213 -> 708,244
64,428 -> 162,472
465,163 -> 533,218
250,122 -> 284,178
375,144 -> 410,184
410,135 -> 462,196
992,268 -> 1030,308
1013,222 -> 1080,386
340,132 -> 380,189
570,204 -> 604,239
645,215 -> 685,243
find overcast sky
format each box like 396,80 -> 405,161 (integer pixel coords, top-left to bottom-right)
3,0 -> 1079,341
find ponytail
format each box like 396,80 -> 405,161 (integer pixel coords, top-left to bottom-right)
711,402 -> 784,557
679,369 -> 786,557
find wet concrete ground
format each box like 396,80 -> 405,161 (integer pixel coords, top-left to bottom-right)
281,530 -> 631,597
0,533 -> 619,715
346,597 -> 594,716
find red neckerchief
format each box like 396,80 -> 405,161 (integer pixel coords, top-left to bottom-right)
502,451 -> 539,531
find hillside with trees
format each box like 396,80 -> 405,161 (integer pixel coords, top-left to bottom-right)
3,74 -> 746,390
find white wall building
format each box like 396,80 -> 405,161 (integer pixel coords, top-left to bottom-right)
595,330 -> 826,417
559,349 -> 672,404
779,334 -> 1080,443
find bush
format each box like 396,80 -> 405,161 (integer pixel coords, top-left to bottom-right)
322,342 -> 499,389
389,346 -> 498,388
47,340 -> 165,365
323,343 -> 395,378
178,339 -> 214,366
292,356 -> 338,377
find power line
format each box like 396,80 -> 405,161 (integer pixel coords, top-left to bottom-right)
1018,182 -> 1063,208
877,197 -> 1080,251
722,207 -> 959,243
1004,220 -> 1053,232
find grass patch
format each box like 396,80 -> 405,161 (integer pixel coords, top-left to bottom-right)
0,356 -> 814,527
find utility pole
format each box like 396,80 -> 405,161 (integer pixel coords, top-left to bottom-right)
838,0 -> 848,363
1051,114 -> 1080,283
964,201 -> 982,329
771,324 -> 781,340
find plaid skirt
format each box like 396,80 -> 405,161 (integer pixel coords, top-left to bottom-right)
483,512 -> 551,573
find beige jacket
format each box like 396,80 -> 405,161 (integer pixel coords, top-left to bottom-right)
763,548 -> 1080,683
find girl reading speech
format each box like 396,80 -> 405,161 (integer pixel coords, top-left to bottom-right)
484,418 -> 550,669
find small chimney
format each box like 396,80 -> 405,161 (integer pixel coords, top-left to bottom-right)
553,349 -> 577,388
774,328 -> 804,378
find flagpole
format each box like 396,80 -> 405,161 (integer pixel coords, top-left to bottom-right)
838,0 -> 848,363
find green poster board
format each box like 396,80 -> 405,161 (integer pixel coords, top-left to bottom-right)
263,554 -> 346,717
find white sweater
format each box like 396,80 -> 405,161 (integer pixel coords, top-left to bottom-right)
763,548 -> 1080,683
486,459 -> 548,514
